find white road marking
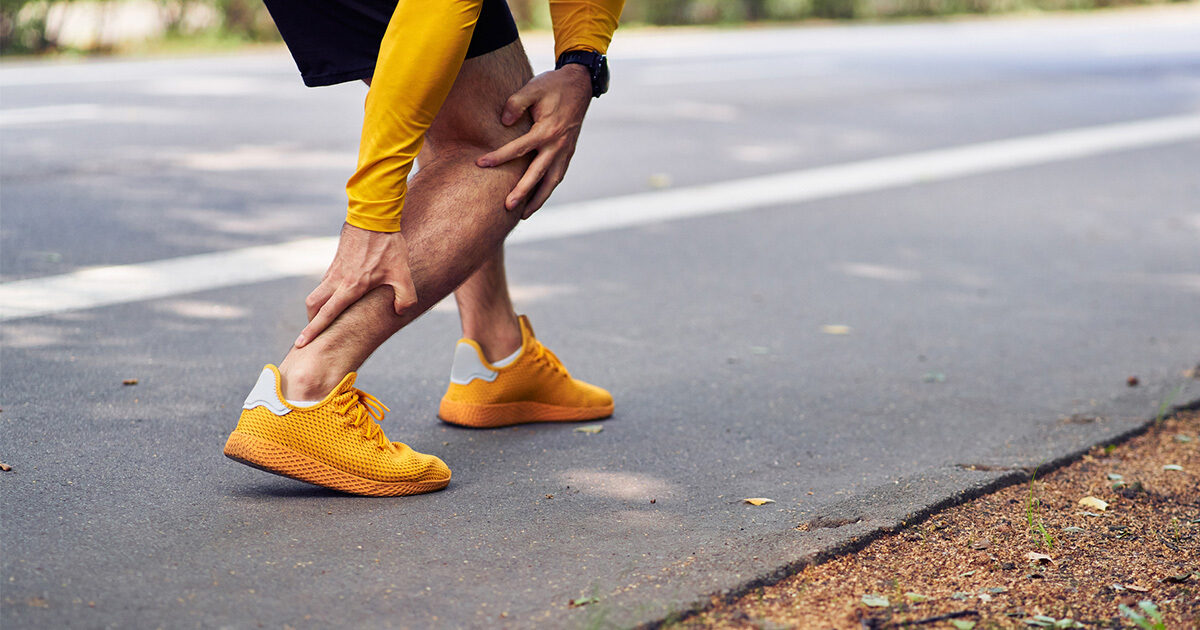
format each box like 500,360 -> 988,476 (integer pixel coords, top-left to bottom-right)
2,113 -> 1199,321
0,104 -> 102,126
0,104 -> 187,127
172,145 -> 356,171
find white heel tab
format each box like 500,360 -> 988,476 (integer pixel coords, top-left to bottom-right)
449,341 -> 499,385
242,367 -> 291,416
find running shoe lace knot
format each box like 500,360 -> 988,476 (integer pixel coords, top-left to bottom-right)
335,389 -> 391,449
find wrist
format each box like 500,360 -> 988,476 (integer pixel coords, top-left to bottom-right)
557,63 -> 592,95
555,50 -> 609,98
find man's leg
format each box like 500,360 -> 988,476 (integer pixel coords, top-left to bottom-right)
277,41 -> 534,400
453,250 -> 522,362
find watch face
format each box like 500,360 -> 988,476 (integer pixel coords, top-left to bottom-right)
593,56 -> 610,96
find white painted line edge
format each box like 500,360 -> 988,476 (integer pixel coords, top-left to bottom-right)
3,112 -> 1199,321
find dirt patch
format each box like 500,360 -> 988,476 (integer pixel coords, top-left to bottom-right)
673,411 -> 1200,629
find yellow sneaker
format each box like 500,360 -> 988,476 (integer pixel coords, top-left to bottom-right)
438,315 -> 614,428
224,365 -> 450,496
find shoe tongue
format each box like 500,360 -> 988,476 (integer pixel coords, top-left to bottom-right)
519,315 -> 536,341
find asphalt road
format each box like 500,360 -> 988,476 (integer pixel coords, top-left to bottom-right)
3,7 -> 1200,628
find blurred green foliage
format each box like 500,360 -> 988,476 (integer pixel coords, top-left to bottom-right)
1,0 -> 52,53
1,0 -> 1189,57
513,0 -> 1186,25
2,0 -> 279,55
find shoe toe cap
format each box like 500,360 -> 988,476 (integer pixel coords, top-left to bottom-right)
386,443 -> 452,484
425,454 -> 452,484
578,381 -> 614,408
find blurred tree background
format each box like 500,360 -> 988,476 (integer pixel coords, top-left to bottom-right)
2,0 -> 1190,56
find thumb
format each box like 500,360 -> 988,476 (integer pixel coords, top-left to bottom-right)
501,89 -> 535,126
390,279 -> 417,315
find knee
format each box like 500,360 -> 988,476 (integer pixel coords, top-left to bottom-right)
425,106 -> 530,161
422,121 -> 533,184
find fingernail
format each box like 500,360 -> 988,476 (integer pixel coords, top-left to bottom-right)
294,335 -> 305,347
478,159 -> 491,167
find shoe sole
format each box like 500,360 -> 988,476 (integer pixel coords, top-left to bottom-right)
438,399 -> 614,429
223,432 -> 450,497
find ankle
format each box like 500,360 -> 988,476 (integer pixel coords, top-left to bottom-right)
462,310 -> 522,363
277,356 -> 343,401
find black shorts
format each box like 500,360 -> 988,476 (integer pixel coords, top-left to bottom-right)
263,0 -> 519,87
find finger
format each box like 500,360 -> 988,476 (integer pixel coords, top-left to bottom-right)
500,89 -> 536,126
522,163 -> 565,219
477,130 -> 543,168
304,279 -> 337,322
389,278 -> 417,314
506,151 -> 554,211
295,287 -> 359,348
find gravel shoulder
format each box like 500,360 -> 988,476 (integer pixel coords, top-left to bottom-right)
674,409 -> 1200,629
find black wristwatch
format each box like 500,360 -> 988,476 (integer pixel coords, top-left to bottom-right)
556,50 -> 609,98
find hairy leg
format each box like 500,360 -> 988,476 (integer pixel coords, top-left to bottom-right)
278,41 -> 534,400
454,249 -> 521,362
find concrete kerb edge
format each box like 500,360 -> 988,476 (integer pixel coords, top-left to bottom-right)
639,395 -> 1200,629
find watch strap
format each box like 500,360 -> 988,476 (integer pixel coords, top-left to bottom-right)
555,50 -> 609,98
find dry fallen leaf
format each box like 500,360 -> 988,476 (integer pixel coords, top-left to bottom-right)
860,593 -> 889,607
574,425 -> 603,434
970,538 -> 991,550
1125,584 -> 1150,593
122,378 -> 139,386
0,462 -> 11,472
1078,496 -> 1108,511
1025,551 -> 1053,564
744,498 -> 775,506
820,324 -> 851,335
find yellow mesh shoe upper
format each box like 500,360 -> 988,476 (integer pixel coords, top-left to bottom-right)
233,365 -> 450,485
442,316 -> 613,409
